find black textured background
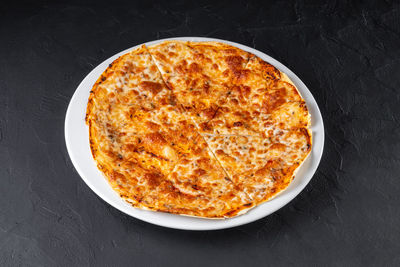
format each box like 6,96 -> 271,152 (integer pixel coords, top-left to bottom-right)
1,1 -> 400,266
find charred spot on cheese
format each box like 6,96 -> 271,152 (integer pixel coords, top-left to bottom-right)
202,81 -> 210,93
262,62 -> 281,80
194,168 -> 207,176
144,172 -> 164,189
145,121 -> 161,131
189,63 -> 201,73
260,88 -> 287,114
200,106 -> 218,120
226,55 -> 243,68
139,81 -> 163,95
143,132 -> 167,146
168,95 -> 177,106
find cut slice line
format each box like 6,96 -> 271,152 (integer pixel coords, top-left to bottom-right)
145,44 -> 240,191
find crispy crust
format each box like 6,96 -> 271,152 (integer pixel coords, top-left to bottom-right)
86,41 -> 312,218
86,51 -> 132,125
86,54 -> 126,161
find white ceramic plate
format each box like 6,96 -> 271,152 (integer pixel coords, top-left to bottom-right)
65,37 -> 324,231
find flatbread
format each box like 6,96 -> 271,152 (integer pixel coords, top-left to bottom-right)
86,41 -> 312,218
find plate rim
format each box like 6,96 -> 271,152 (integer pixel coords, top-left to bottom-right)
65,36 -> 325,231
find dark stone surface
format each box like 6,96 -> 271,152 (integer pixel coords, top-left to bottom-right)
1,0 -> 399,266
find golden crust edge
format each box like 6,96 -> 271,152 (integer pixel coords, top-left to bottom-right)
146,40 -> 189,49
147,40 -> 248,50
186,41 -> 251,52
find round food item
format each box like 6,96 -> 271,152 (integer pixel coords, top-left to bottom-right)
86,41 -> 312,218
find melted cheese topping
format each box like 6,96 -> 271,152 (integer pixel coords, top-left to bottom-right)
204,129 -> 311,183
86,41 -> 312,218
147,41 -> 252,132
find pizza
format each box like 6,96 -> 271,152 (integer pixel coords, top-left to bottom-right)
86,41 -> 312,218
